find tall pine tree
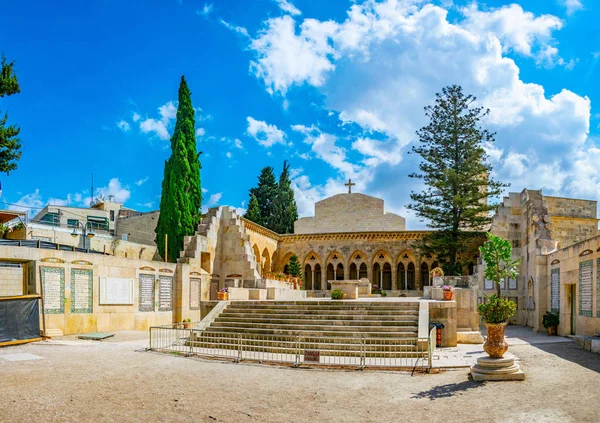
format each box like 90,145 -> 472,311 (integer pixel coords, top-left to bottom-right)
408,85 -> 507,275
245,166 -> 277,228
155,76 -> 202,262
0,54 -> 22,174
245,194 -> 261,223
272,160 -> 298,234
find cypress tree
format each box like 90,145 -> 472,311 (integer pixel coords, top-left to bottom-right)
408,85 -> 507,275
0,54 -> 22,174
272,160 -> 298,234
155,76 -> 202,262
246,166 -> 277,228
245,194 -> 261,223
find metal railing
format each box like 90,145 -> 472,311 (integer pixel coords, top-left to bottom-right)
149,324 -> 434,371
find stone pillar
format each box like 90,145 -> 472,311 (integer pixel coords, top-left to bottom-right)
415,266 -> 421,291
404,268 -> 408,291
367,265 -> 373,288
391,266 -> 397,291
312,269 -> 315,292
344,264 -> 349,281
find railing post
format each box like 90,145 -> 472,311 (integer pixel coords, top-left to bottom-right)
359,335 -> 365,370
236,333 -> 242,363
293,335 -> 301,367
189,328 -> 194,356
149,327 -> 152,351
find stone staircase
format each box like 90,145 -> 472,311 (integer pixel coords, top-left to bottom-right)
189,300 -> 427,359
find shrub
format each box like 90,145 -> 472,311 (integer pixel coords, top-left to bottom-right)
542,311 -> 559,328
331,289 -> 344,300
478,294 -> 516,324
381,290 -> 388,297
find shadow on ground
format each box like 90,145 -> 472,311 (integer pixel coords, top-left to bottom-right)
530,341 -> 600,374
411,380 -> 483,400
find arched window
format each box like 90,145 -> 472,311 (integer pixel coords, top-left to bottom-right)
315,264 -> 322,290
349,262 -> 358,279
359,263 -> 368,279
398,262 -> 406,290
327,263 -> 334,282
373,262 -> 381,290
304,264 -> 312,290
382,262 -> 392,290
421,262 -> 429,287
336,263 -> 344,281
407,263 -> 415,290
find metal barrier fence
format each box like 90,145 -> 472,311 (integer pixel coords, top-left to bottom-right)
149,324 -> 435,371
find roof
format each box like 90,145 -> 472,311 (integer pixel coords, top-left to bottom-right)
0,210 -> 26,224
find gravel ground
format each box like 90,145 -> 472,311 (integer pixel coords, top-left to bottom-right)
0,331 -> 598,423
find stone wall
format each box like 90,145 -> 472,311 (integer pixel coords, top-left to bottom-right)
0,265 -> 24,296
294,193 -> 406,234
117,211 -> 160,248
546,236 -> 600,337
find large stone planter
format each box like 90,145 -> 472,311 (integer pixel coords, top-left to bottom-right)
483,322 -> 508,358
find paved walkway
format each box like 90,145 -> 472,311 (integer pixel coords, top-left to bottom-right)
433,325 -> 573,368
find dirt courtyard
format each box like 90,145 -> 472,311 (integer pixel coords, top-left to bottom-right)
1,331 -> 598,423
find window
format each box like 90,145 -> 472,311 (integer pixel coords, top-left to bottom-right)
87,216 -> 109,231
110,210 -> 115,221
39,213 -> 59,226
67,219 -> 79,228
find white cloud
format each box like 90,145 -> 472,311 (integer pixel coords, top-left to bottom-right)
196,128 -> 206,137
245,0 -> 592,228
207,192 -> 222,207
135,177 -> 149,186
246,117 -> 287,147
234,138 -> 243,149
132,112 -> 141,122
275,0 -> 301,16
96,178 -> 131,204
117,120 -> 131,132
197,3 -> 214,17
559,0 -> 584,16
221,19 -> 249,37
139,101 -> 177,141
226,151 -> 232,159
201,187 -> 208,193
9,190 -> 44,213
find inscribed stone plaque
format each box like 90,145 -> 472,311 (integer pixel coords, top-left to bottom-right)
158,275 -> 173,312
71,269 -> 93,314
551,268 -> 560,313
484,279 -> 493,290
190,278 -> 201,310
139,274 -> 155,312
579,260 -> 593,317
41,267 -> 65,314
100,277 -> 134,305
508,278 -> 517,290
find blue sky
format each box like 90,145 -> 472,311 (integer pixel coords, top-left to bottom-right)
1,0 -> 599,228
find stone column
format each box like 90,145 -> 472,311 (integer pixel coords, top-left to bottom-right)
404,268 -> 408,291
367,265 -> 373,288
391,265 -> 398,291
312,269 -> 315,292
344,264 -> 349,281
415,266 -> 421,291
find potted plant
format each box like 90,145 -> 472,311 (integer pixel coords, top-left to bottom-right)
442,285 -> 454,301
182,318 -> 192,329
478,295 -> 517,358
542,311 -> 559,336
430,267 -> 444,278
478,233 -> 521,358
331,289 -> 345,300
217,287 -> 229,301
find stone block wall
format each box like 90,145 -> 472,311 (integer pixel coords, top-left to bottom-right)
0,265 -> 24,296
116,211 -> 160,247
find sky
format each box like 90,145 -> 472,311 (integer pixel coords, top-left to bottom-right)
1,0 -> 599,229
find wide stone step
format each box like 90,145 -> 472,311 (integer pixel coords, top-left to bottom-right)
201,328 -> 418,338
218,312 -> 419,321
222,307 -> 419,315
227,303 -> 420,310
211,321 -> 419,332
214,317 -> 418,326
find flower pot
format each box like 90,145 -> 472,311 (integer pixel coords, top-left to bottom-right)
217,292 -> 229,301
183,322 -> 192,329
547,326 -> 557,336
443,291 -> 453,301
484,322 -> 508,358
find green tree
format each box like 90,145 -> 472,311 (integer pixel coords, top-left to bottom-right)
246,166 -> 277,228
408,85 -> 507,275
272,160 -> 298,234
155,76 -> 202,262
286,254 -> 302,277
0,54 -> 23,174
479,233 -> 520,297
245,193 -> 261,223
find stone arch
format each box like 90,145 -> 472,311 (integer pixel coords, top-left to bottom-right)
280,251 -> 296,275
372,249 -> 392,291
397,250 -> 416,290
396,249 -> 416,265
252,244 -> 261,276
348,250 -> 367,280
303,251 -> 322,270
261,248 -> 272,275
326,251 -> 345,288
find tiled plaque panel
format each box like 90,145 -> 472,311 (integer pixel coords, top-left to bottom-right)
579,260 -> 593,317
139,274 -> 155,312
41,267 -> 65,314
550,268 -> 560,313
190,278 -> 201,310
71,269 -> 93,314
158,275 -> 173,312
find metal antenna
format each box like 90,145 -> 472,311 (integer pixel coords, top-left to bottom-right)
90,173 -> 94,206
